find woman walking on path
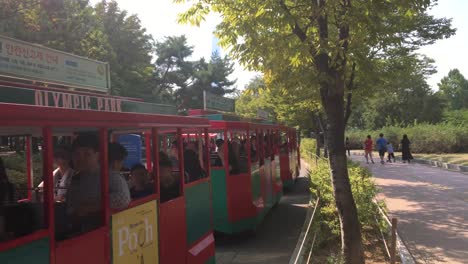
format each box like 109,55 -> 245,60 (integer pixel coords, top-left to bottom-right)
345,137 -> 351,157
364,135 -> 375,164
401,134 -> 414,163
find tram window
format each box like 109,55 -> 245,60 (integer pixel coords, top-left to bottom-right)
108,142 -> 131,210
212,138 -> 224,167
56,132 -> 103,240
159,151 -> 180,202
210,131 -> 225,168
250,135 -> 258,162
228,132 -> 248,175
0,134 -> 45,243
280,132 -> 288,154
183,130 -> 207,183
159,133 -> 182,203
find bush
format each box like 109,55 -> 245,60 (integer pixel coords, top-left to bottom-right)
347,123 -> 468,153
299,140 -> 387,251
309,158 -> 384,247
1,153 -> 43,198
300,138 -> 317,164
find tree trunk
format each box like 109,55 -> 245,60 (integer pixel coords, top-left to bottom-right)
323,90 -> 364,264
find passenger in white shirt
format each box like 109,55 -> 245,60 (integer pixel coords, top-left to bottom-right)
38,146 -> 74,201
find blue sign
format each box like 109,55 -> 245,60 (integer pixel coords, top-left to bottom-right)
118,134 -> 142,169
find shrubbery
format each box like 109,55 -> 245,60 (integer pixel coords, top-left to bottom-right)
1,153 -> 43,198
346,123 -> 468,153
300,138 -> 386,248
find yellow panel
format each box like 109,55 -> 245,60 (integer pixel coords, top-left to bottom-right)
112,200 -> 159,264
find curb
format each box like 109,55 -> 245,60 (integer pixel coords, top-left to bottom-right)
352,152 -> 468,173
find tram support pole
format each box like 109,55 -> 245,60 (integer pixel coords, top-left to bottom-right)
99,128 -> 110,264
25,136 -> 33,200
145,132 -> 152,172
151,128 -> 160,198
42,127 -> 55,264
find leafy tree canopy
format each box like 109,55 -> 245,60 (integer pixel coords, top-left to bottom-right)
437,69 -> 468,110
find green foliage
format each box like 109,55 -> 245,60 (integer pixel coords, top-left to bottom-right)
442,109 -> 468,126
2,153 -> 43,198
346,123 -> 468,153
0,0 -> 156,101
438,69 -> 468,110
154,35 -> 237,109
301,139 -> 384,248
348,55 -> 445,129
299,138 -> 317,165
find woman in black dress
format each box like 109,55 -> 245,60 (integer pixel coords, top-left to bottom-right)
401,134 -> 414,163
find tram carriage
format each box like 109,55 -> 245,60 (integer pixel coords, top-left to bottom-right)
0,84 -> 215,264
187,110 -> 299,234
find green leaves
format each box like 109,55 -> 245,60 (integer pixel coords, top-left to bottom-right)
438,69 -> 468,110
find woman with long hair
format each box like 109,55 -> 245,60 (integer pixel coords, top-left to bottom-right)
401,134 -> 414,163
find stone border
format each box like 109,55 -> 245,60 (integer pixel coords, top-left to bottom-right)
408,158 -> 468,173
352,151 -> 468,173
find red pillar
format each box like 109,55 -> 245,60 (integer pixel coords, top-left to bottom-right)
42,127 -> 55,264
99,128 -> 110,264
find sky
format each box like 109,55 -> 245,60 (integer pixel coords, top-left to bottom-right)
419,0 -> 468,90
90,0 -> 467,91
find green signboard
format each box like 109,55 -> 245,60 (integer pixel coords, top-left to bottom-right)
0,35 -> 110,93
204,91 -> 235,112
0,86 -> 177,115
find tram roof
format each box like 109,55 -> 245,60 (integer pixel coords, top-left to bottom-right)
0,103 -> 209,136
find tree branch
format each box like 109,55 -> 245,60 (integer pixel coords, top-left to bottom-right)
278,0 -> 308,42
344,62 -> 356,128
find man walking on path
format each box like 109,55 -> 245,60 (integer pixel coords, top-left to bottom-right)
376,133 -> 387,165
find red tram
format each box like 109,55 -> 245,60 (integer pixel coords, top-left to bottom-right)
0,35 -> 300,264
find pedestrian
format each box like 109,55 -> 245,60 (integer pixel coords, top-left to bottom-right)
364,135 -> 374,164
345,137 -> 351,157
376,133 -> 388,165
387,142 -> 395,163
401,134 -> 414,163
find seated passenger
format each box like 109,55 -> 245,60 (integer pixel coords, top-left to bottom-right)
250,136 -> 257,161
108,142 -> 131,210
184,147 -> 204,182
186,141 -> 197,154
159,152 -> 180,202
169,141 -> 179,168
0,157 -> 16,204
66,133 -> 102,234
213,139 -> 224,167
129,164 -> 153,199
38,145 -> 74,201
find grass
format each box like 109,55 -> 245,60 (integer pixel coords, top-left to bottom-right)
412,153 -> 468,166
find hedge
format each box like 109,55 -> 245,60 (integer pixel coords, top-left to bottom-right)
346,124 -> 468,153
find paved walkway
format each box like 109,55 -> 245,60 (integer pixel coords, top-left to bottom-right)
352,154 -> 468,264
215,162 -> 310,264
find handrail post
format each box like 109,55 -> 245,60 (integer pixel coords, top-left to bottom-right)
390,218 -> 398,264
